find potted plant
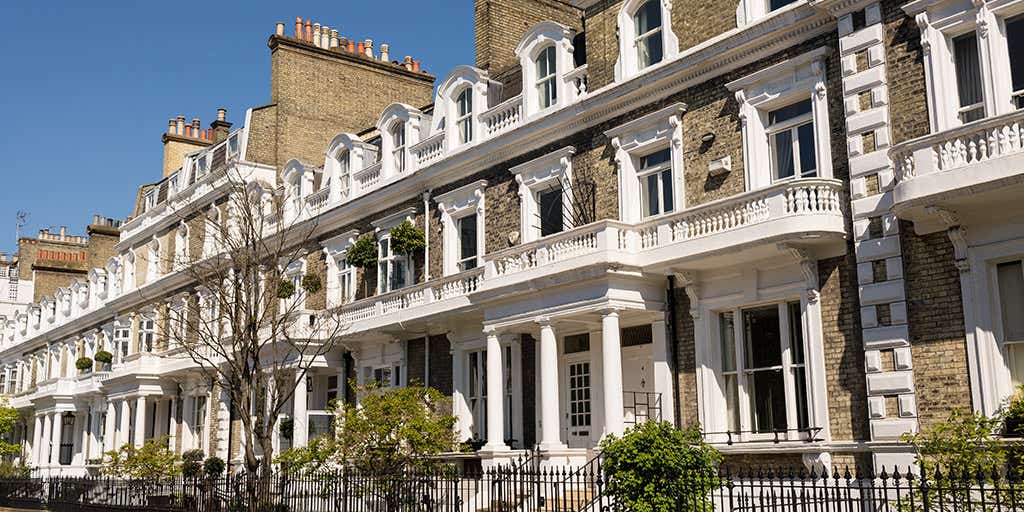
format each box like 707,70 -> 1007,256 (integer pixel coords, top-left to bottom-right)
301,273 -> 322,295
390,220 -> 425,255
277,279 -> 296,299
75,357 -> 93,372
94,350 -> 113,370
347,235 -> 379,297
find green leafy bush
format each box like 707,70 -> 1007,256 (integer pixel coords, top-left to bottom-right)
277,279 -> 296,299
901,409 -> 1021,475
279,417 -> 294,440
1004,386 -> 1024,437
347,236 -> 378,269
301,273 -> 322,294
599,422 -> 722,512
94,350 -> 113,364
182,449 -> 204,479
204,456 -> 226,477
390,220 -> 425,255
76,357 -> 93,371
102,437 -> 182,479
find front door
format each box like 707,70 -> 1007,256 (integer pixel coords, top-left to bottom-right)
565,360 -> 592,448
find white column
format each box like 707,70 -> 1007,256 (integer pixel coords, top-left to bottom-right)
181,393 -> 194,451
49,413 -> 62,466
72,412 -> 86,466
293,371 -> 308,447
651,320 -> 676,426
482,329 -> 508,451
167,398 -> 178,451
104,404 -> 117,452
537,320 -> 564,450
31,415 -> 43,467
601,310 -> 625,438
118,400 -> 130,448
134,396 -> 147,447
451,346 -> 472,441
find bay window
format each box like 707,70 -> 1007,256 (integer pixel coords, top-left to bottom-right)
952,32 -> 985,123
638,148 -> 674,217
997,260 -> 1024,386
114,324 -> 131,363
536,46 -> 558,110
717,301 -> 810,436
768,99 -> 817,181
457,88 -> 474,145
137,313 -> 156,353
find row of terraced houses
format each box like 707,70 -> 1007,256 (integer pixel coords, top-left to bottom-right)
2,0 -> 1023,477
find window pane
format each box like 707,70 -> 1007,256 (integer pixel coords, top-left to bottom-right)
773,131 -> 795,180
725,375 -> 740,432
639,34 -> 664,68
749,369 -> 787,432
769,99 -> 812,125
539,188 -> 564,236
640,148 -> 671,170
645,174 -> 660,217
953,33 -> 984,110
564,333 -> 591,354
621,324 -> 653,347
634,0 -> 661,34
720,312 -> 736,372
660,169 -> 674,213
1008,16 -> 1024,107
1009,344 -> 1024,388
997,261 -> 1024,342
793,366 -> 809,430
769,0 -> 798,11
797,122 -> 817,176
788,301 -> 805,365
459,214 -> 478,266
743,305 -> 782,369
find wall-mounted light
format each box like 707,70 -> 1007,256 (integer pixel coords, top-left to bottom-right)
701,132 -> 716,144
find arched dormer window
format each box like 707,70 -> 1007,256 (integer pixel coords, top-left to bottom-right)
391,122 -> 407,173
616,0 -> 679,81
433,66 -> 501,149
281,159 -> 315,221
377,104 -> 424,178
326,133 -> 379,201
516,22 -> 578,116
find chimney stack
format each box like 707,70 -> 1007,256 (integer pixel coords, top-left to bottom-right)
163,112 -> 214,177
210,108 -> 232,143
295,18 -> 302,38
330,29 -> 339,48
364,39 -> 373,58
313,23 -> 321,47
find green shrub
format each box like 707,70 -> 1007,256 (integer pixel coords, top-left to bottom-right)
102,437 -> 182,479
279,417 -> 294,440
1004,386 -> 1024,437
277,279 -> 296,299
599,422 -> 722,512
204,456 -> 226,477
76,357 -> 93,371
182,449 -> 204,479
301,273 -> 322,294
390,220 -> 425,255
347,236 -> 378,269
94,350 -> 113,364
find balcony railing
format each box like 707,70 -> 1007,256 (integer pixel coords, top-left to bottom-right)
892,110 -> 1024,183
485,222 -> 611,278
353,161 -> 382,195
481,96 -> 523,139
305,187 -> 330,212
411,132 -> 446,168
334,268 -> 484,325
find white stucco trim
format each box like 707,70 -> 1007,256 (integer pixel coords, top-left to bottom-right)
615,0 -> 681,82
436,180 -> 488,276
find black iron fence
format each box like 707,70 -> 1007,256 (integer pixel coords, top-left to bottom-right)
0,464 -> 1022,512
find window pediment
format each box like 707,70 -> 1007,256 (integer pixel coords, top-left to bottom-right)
322,230 -> 360,258
436,180 -> 487,216
371,207 -> 418,232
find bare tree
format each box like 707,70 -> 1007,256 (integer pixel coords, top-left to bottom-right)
163,162 -> 347,481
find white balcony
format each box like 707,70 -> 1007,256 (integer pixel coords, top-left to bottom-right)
891,111 -> 1024,234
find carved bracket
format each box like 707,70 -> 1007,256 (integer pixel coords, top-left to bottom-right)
780,244 -> 820,304
926,206 -> 970,272
674,271 -> 700,319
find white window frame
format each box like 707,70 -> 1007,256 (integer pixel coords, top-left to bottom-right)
436,180 -> 487,276
391,121 -> 407,174
137,311 -> 157,353
636,146 -> 676,218
511,147 -> 576,243
455,88 -> 474,146
615,0 -> 679,81
203,206 -> 222,258
192,394 -> 208,454
994,258 -> 1024,387
322,230 -> 360,308
516,22 -> 578,116
735,0 -> 802,28
371,208 -> 418,294
113,319 -> 131,364
168,294 -> 188,350
376,104 -> 425,179
910,1 -> 1024,133
606,104 -> 686,223
767,99 -> 818,182
727,48 -> 833,191
281,259 -> 307,312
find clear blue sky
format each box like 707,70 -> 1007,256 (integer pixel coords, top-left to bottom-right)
0,0 -> 474,255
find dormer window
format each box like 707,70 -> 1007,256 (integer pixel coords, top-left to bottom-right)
616,0 -> 678,81
391,122 -> 407,173
456,89 -> 474,145
337,150 -> 351,199
634,0 -> 663,69
536,46 -> 558,109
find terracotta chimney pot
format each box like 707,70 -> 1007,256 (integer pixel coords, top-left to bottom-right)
412,60 -> 421,72
295,18 -> 303,38
357,41 -> 364,55
348,40 -> 355,53
305,20 -> 312,42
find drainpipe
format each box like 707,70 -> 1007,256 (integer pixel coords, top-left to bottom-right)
666,275 -> 682,428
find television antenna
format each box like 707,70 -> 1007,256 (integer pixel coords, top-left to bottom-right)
15,211 -> 28,242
